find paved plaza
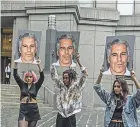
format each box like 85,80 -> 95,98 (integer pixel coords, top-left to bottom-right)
1,84 -> 140,127
1,103 -> 104,127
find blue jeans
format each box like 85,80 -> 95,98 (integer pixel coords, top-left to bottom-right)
109,121 -> 124,127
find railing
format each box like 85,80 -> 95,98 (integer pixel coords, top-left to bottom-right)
38,83 -> 56,107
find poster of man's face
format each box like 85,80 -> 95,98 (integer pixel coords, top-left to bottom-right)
52,32 -> 80,67
103,35 -> 135,76
14,30 -> 42,64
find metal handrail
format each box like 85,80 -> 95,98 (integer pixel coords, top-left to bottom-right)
39,84 -> 55,105
42,84 -> 55,95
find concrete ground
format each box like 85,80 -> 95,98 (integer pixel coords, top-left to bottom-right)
1,84 -> 140,127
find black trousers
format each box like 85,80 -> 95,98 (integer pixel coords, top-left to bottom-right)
56,113 -> 76,127
109,121 -> 124,127
5,72 -> 11,84
5,77 -> 10,84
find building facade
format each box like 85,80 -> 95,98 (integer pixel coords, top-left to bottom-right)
1,0 -> 140,108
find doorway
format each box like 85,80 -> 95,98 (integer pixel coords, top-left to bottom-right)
1,28 -> 13,83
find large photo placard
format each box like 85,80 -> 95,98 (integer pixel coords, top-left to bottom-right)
103,35 -> 135,76
14,30 -> 42,64
52,31 -> 80,68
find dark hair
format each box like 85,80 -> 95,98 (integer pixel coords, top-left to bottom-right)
112,78 -> 129,102
106,39 -> 130,68
63,69 -> 77,82
18,32 -> 38,57
56,34 -> 75,60
24,70 -> 38,83
107,39 -> 130,58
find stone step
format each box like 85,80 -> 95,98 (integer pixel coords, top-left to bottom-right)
1,98 -> 20,103
1,103 -> 53,127
1,101 -> 51,108
1,93 -> 20,96
1,95 -> 46,104
1,95 -> 46,101
1,85 -> 19,89
1,89 -> 44,98
1,85 -> 20,94
1,91 -> 20,97
1,88 -> 20,92
1,84 -> 19,89
1,83 -> 52,108
2,95 -> 44,100
1,84 -> 46,99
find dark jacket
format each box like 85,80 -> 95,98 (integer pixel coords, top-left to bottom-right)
94,84 -> 140,127
13,69 -> 44,100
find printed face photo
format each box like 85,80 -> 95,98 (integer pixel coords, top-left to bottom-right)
20,37 -> 37,63
108,43 -> 129,75
14,30 -> 42,64
103,35 -> 135,76
58,39 -> 74,66
52,32 -> 80,68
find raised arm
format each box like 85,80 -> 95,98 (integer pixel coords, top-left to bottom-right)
131,70 -> 140,89
93,69 -> 110,104
51,65 -> 63,88
37,61 -> 43,72
75,53 -> 88,90
13,62 -> 24,88
131,70 -> 140,108
77,66 -> 87,90
35,59 -> 44,90
96,69 -> 103,84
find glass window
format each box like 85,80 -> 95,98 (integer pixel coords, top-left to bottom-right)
78,0 -> 94,8
117,0 -> 134,15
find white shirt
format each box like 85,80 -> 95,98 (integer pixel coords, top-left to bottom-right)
14,57 -> 38,64
52,60 -> 76,68
5,66 -> 11,78
51,65 -> 87,118
5,66 -> 11,73
103,67 -> 130,76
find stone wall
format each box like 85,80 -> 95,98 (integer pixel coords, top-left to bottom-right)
1,1 -> 140,108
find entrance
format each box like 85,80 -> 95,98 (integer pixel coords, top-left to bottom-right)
1,57 -> 11,83
1,28 -> 13,83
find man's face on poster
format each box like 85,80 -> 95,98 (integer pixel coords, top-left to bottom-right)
58,39 -> 74,66
20,37 -> 37,63
108,43 -> 129,75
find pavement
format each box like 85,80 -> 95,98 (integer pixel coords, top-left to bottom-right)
1,102 -> 105,127
1,84 -> 140,127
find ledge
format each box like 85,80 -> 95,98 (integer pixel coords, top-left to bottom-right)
2,1 -> 119,25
